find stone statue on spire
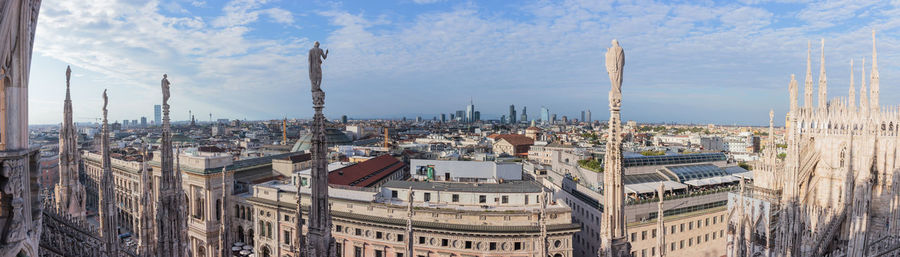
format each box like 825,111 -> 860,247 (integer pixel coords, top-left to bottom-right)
606,40 -> 624,109
309,41 -> 328,106
162,74 -> 171,107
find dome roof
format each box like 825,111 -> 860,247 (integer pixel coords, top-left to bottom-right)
291,128 -> 352,152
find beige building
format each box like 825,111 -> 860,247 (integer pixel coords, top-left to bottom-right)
245,178 -> 579,257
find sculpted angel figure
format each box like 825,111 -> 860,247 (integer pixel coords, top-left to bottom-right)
162,74 -> 171,106
102,89 -> 108,112
309,41 -> 328,93
606,39 -> 624,108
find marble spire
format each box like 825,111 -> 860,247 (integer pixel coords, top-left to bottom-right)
306,41 -> 337,257
406,187 -> 415,257
860,58 -> 868,116
99,89 -> 120,256
599,39 -> 631,257
55,65 -> 86,218
540,187 -> 549,257
804,41 -> 813,110
849,59 -> 855,109
155,74 -> 189,257
656,183 -> 666,257
220,167 -> 231,257
870,29 -> 879,113
818,38 -> 827,109
790,74 -> 798,115
138,144 -> 156,256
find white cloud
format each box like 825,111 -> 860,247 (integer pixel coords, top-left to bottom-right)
27,0 -> 900,125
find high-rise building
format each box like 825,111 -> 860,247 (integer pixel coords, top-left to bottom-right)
140,117 -> 147,127
540,106 -> 549,124
154,104 -> 162,126
509,105 -> 517,124
132,119 -> 138,126
456,110 -> 465,121
450,113 -> 455,121
341,115 -> 348,124
416,116 -> 422,123
586,109 -> 592,123
474,111 -> 480,122
521,106 -> 528,123
551,114 -> 557,124
466,102 -> 475,123
500,115 -> 506,124
441,113 -> 446,122
581,110 -> 585,122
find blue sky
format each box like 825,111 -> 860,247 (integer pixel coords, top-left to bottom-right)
28,0 -> 900,126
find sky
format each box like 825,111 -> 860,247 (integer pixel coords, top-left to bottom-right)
27,0 -> 900,126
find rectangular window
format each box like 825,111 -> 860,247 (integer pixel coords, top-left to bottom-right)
697,236 -> 701,244
452,194 -> 459,202
423,192 -> 431,202
641,231 -> 647,240
514,242 -> 522,250
376,231 -> 383,239
705,234 -> 709,242
671,225 -> 675,234
631,233 -> 636,241
641,249 -> 646,257
689,222 -> 693,230
479,195 -> 486,203
375,250 -> 383,257
419,237 -> 425,244
392,190 -> 398,198
689,238 -> 693,246
396,254 -> 403,257
490,242 -> 497,250
713,232 -> 717,240
355,228 -> 361,236
336,225 -> 342,233
525,195 -> 529,205
652,229 -> 657,238
397,234 -> 404,242
465,241 -> 473,249
680,224 -> 684,232
671,243 -> 675,251
680,240 -> 684,249
697,220 -> 702,228
501,195 -> 509,204
705,218 -> 709,226
284,215 -> 290,222
284,231 -> 291,245
354,246 -> 362,257
442,239 -> 449,247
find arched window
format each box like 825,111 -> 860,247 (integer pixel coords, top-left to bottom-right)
216,199 -> 222,221
840,147 -> 847,168
237,226 -> 245,242
258,221 -> 264,237
196,246 -> 205,257
266,222 -> 272,238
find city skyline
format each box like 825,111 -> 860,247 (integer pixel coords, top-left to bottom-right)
27,1 -> 900,126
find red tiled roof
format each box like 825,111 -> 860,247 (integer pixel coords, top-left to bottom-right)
328,155 -> 405,187
491,134 -> 534,146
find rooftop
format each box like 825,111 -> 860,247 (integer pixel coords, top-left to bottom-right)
382,180 -> 543,193
328,155 -> 405,187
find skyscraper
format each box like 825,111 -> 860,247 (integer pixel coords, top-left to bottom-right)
474,111 -> 480,122
587,110 -> 592,123
466,102 -> 475,123
551,114 -> 557,124
540,106 -> 549,124
456,110 -> 465,121
441,113 -> 446,122
581,110 -> 585,122
154,104 -> 162,125
141,116 -> 147,127
509,105 -> 517,124
521,106 -> 527,123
